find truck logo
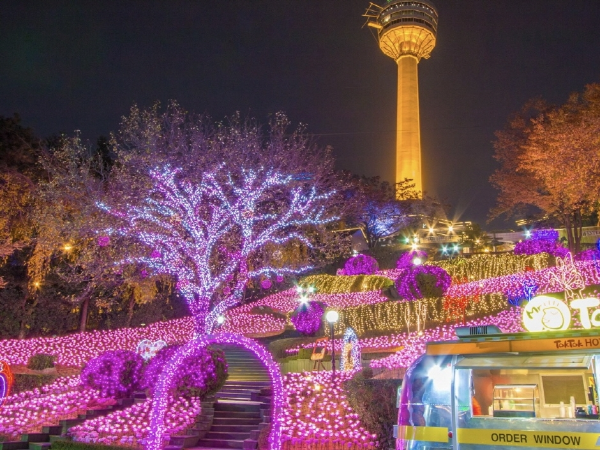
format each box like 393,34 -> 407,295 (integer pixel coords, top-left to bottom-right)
523,296 -> 571,332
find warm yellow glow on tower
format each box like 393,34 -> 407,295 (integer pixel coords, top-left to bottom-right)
364,0 -> 438,196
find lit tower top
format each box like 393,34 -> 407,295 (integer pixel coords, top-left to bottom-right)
364,0 -> 438,196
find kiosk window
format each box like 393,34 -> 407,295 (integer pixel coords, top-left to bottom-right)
541,376 -> 586,405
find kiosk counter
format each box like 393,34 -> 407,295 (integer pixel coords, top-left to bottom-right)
396,327 -> 600,450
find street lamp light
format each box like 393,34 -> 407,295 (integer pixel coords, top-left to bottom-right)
326,310 -> 339,381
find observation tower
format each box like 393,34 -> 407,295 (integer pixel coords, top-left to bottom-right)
364,0 -> 438,196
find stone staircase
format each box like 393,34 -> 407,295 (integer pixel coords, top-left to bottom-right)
187,345 -> 273,450
0,345 -> 273,450
0,397 -> 135,450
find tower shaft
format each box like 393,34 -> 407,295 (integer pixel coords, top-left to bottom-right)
396,55 -> 421,193
364,0 -> 438,197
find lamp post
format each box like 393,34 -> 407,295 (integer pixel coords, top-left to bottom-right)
325,310 -> 339,381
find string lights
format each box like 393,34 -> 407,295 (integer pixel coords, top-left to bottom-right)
99,165 -> 336,334
146,333 -> 284,450
340,328 -> 361,372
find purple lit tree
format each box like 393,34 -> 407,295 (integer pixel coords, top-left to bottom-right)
101,165 -> 336,334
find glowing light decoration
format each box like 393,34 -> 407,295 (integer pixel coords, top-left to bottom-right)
147,333 -> 284,450
514,228 -> 568,258
340,254 -> 379,276
70,397 -> 201,447
0,317 -> 193,367
290,302 -> 325,336
550,252 -> 585,301
522,296 -> 572,332
523,295 -> 600,332
340,328 -> 361,372
280,371 -> 377,448
136,339 -> 167,361
99,165 -> 336,334
0,360 -> 14,406
396,251 -> 428,269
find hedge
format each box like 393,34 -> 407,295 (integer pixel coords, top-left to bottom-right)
13,374 -> 57,394
26,353 -> 56,370
51,440 -> 133,450
299,274 -> 393,294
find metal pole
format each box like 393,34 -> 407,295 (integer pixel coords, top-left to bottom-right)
330,322 -> 335,381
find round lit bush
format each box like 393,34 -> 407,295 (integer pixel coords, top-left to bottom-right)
396,250 -> 428,269
80,350 -> 144,398
290,302 -> 325,336
395,265 -> 451,300
342,254 -> 379,276
140,345 -> 228,399
575,248 -> 600,261
514,239 -> 568,258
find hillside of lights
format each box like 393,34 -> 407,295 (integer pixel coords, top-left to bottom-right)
2,244 -> 600,449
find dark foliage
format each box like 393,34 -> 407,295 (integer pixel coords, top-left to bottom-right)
343,368 -> 401,450
51,440 -> 132,450
12,374 -> 57,394
26,353 -> 56,370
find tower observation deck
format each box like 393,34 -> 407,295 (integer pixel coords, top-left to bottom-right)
364,0 -> 438,196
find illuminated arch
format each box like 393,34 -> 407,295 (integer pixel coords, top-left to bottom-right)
146,333 -> 284,450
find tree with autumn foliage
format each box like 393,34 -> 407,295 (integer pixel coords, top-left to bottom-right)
31,135 -> 168,332
490,83 -> 600,252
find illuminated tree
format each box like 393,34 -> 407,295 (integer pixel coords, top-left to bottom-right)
491,84 -> 600,252
342,176 -> 418,247
102,164 -> 336,334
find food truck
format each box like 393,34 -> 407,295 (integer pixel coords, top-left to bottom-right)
396,324 -> 600,450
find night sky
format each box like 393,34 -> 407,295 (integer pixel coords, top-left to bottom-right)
2,1 -> 600,228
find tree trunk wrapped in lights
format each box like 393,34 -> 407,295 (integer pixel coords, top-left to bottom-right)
100,165 -> 337,334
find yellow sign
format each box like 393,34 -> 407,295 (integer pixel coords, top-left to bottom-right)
523,296 -> 571,332
427,332 -> 600,355
397,425 -> 448,443
523,295 -> 600,333
457,428 -> 600,449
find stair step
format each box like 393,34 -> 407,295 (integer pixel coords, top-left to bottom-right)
205,432 -> 253,441
20,435 -> 49,443
194,439 -> 244,449
187,448 -> 240,450
41,426 -> 62,435
0,442 -> 29,450
216,393 -> 252,399
170,434 -> 200,447
210,425 -> 257,433
213,411 -> 261,419
215,402 -> 261,413
218,388 -> 259,393
212,418 -> 262,426
28,444 -> 51,450
48,436 -> 63,443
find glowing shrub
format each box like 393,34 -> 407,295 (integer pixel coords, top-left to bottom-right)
515,228 -> 568,257
80,350 -> 144,398
396,250 -> 428,269
140,345 -> 228,399
290,302 -> 325,336
514,239 -> 568,257
395,265 -> 451,300
341,254 -> 379,275
575,248 -> 600,261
